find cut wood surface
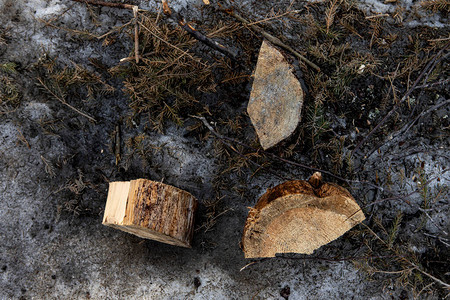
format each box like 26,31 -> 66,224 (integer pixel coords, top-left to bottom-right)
103,179 -> 198,248
247,40 -> 304,150
241,172 -> 365,258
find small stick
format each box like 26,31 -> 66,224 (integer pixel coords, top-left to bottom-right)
16,128 -> 31,149
428,36 -> 450,42
407,263 -> 450,290
241,254 -> 400,271
365,14 -> 390,19
114,123 -> 121,165
70,0 -> 135,10
363,223 -> 450,289
246,10 -> 301,26
224,9 -> 321,72
138,21 -> 209,68
133,5 -> 140,63
71,0 -> 237,60
414,78 -> 449,89
401,99 -> 450,135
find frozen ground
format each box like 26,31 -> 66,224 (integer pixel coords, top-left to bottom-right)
0,0 -> 448,299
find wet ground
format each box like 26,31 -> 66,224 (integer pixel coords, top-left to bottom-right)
0,0 -> 449,299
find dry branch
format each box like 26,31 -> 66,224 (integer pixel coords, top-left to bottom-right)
162,0 -> 237,60
363,223 -> 450,290
70,0 -> 135,10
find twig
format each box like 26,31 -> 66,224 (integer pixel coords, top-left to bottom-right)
133,5 -> 140,63
423,233 -> 450,247
70,0 -> 141,62
428,36 -> 450,42
363,98 -> 450,163
409,262 -> 450,290
401,99 -> 450,135
241,254 -> 399,271
350,40 -> 450,158
240,261 -> 257,272
37,78 -> 97,123
70,0 -> 135,10
365,13 -> 390,19
224,9 -> 321,72
414,78 -> 450,89
418,207 -> 449,235
155,1 -> 163,24
16,128 -> 31,149
246,10 -> 301,26
162,0 -> 237,60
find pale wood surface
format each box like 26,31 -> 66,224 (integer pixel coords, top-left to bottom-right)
242,173 -> 365,258
103,179 -> 198,248
247,40 -> 304,150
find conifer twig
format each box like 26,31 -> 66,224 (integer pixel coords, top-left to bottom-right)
37,78 -> 97,123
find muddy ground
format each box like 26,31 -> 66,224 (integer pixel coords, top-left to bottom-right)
0,0 -> 449,299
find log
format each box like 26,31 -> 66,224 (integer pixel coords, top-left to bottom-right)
102,179 -> 198,248
241,172 -> 365,258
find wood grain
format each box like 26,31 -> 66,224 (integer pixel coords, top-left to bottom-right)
242,173 -> 365,258
103,179 -> 198,248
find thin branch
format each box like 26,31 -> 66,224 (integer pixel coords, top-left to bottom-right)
70,0 -> 135,10
162,0 -> 237,60
414,78 -> 450,89
418,207 -> 449,236
241,254 -> 399,271
365,13 -> 390,19
138,21 -> 209,68
246,10 -> 301,26
409,262 -> 450,290
224,9 -> 321,72
133,5 -> 140,63
401,99 -> 450,135
37,78 -> 97,123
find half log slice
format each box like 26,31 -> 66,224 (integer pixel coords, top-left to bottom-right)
103,179 -> 198,248
241,173 -> 365,258
247,40 -> 304,150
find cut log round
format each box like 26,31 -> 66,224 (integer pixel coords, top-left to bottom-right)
241,173 -> 365,258
103,179 -> 198,248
